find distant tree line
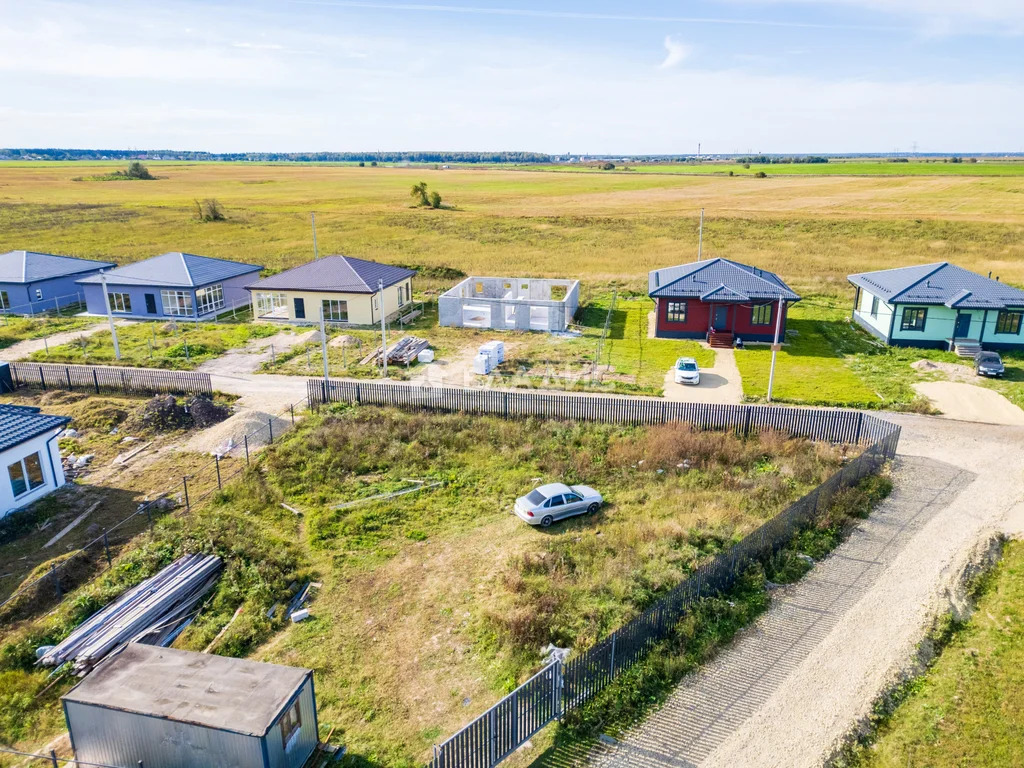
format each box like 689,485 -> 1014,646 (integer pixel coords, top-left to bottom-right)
736,155 -> 830,165
0,148 -> 552,164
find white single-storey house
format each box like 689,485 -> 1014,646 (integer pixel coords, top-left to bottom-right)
849,262 -> 1024,351
1,404 -> 70,518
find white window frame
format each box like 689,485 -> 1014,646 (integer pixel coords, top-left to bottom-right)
0,290 -> 8,310
8,451 -> 46,498
280,700 -> 302,752
108,292 -> 132,314
195,284 -> 224,315
254,292 -> 288,318
35,288 -> 43,300
161,289 -> 194,316
397,284 -> 404,307
321,299 -> 349,322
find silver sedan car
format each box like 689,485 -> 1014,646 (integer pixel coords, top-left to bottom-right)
513,482 -> 603,527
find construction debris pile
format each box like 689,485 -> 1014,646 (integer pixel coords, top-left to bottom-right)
38,554 -> 222,674
360,336 -> 430,366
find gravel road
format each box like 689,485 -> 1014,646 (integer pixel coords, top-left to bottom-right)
591,412 -> 1024,768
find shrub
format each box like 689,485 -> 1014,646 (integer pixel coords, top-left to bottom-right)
754,170 -> 768,178
194,198 -> 226,222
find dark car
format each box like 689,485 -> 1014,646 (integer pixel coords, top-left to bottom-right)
974,351 -> 1005,377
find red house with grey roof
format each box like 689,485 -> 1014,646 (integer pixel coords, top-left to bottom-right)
648,258 -> 801,347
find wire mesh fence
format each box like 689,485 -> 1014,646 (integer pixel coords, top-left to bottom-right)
430,422 -> 901,768
0,291 -> 87,318
0,745 -> 131,768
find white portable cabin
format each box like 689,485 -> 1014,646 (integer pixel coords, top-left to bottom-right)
62,644 -> 318,768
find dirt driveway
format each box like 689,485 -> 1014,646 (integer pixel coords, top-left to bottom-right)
662,347 -> 742,404
589,412 -> 1024,768
914,380 -> 1024,426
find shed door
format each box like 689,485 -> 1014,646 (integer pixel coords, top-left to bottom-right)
144,293 -> 157,314
294,298 -> 305,319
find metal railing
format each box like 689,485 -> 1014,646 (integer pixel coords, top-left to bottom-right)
429,423 -> 900,768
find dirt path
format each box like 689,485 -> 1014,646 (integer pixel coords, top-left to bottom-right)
1,321 -> 114,360
913,380 -> 1024,426
590,413 -> 1024,768
662,347 -> 740,404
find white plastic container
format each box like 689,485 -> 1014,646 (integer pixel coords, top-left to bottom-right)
480,340 -> 505,365
472,353 -> 493,375
417,349 -> 435,363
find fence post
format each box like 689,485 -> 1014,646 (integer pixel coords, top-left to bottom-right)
51,563 -> 61,599
39,366 -> 46,390
215,455 -> 222,489
744,408 -> 752,438
488,707 -> 497,766
147,503 -> 153,534
609,633 -> 616,677
854,412 -> 864,445
50,750 -> 58,768
244,434 -> 250,465
103,529 -> 111,566
553,659 -> 563,718
268,417 -> 274,444
93,369 -> 100,394
355,382 -> 361,404
183,477 -> 190,512
65,367 -> 72,388
290,404 -> 295,425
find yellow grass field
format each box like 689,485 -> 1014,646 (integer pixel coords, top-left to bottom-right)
1,162 -> 1022,300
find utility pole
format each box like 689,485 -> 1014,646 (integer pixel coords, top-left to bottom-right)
697,208 -> 705,260
378,279 -> 388,378
311,212 -> 319,260
319,303 -> 329,381
766,298 -> 785,402
99,270 -> 121,360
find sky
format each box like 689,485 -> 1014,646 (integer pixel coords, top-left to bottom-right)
0,0 -> 1021,154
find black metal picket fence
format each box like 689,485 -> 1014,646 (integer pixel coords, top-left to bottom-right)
308,378 -> 889,446
7,361 -> 212,396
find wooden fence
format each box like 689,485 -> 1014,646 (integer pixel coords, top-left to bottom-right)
308,379 -> 878,445
8,362 -> 212,397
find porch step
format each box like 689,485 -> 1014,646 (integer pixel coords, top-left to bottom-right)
708,331 -> 734,349
953,339 -> 981,358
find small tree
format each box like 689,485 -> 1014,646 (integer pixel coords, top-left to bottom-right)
429,190 -> 442,209
370,161 -> 378,167
754,170 -> 768,178
600,162 -> 615,170
410,181 -> 429,206
194,198 -> 226,222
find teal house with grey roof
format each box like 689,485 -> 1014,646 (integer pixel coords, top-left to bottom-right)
849,262 -> 1024,352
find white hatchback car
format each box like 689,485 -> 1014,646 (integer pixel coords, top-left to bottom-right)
513,482 -> 603,527
673,356 -> 701,385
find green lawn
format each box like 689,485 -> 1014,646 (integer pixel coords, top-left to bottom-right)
26,314 -> 278,369
847,541 -> 1024,768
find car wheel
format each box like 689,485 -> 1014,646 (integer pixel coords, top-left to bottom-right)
587,503 -> 600,514
540,515 -> 554,528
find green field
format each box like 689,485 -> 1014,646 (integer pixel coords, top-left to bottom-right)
845,541 -> 1024,768
525,160 -> 1024,177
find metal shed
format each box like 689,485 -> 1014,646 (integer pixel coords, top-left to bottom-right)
62,644 -> 318,768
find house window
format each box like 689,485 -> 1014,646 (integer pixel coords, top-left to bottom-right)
161,290 -> 194,316
0,291 -> 8,310
406,284 -> 411,303
666,300 -> 687,323
372,295 -> 379,312
870,296 -> 879,318
397,285 -> 404,307
280,700 -> 302,751
254,292 -> 288,318
195,284 -> 225,315
996,310 -> 1023,335
108,292 -> 132,313
8,452 -> 46,498
900,307 -> 927,332
322,299 -> 348,322
751,303 -> 773,325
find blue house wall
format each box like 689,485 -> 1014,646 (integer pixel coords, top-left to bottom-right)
1,274 -> 94,314
80,272 -> 257,320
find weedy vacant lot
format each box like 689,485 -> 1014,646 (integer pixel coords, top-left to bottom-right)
0,313 -> 98,351
0,405 -> 848,765
841,541 -> 1024,768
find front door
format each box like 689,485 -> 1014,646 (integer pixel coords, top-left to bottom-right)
713,306 -> 728,330
954,313 -> 971,339
294,298 -> 305,319
144,293 -> 157,314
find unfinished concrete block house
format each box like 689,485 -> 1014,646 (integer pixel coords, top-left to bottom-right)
649,258 -> 800,347
439,276 -> 580,331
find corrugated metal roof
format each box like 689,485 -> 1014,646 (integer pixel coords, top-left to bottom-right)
848,262 -> 1024,309
0,251 -> 115,283
77,253 -> 262,288
649,258 -> 800,301
62,644 -> 310,737
246,255 -> 416,294
0,404 -> 70,452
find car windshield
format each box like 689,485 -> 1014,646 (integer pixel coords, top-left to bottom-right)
980,354 -> 1001,364
678,362 -> 697,371
526,490 -> 546,505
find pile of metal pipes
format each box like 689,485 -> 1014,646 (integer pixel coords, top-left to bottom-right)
38,553 -> 222,674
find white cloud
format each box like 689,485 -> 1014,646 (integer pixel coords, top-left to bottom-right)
659,36 -> 691,69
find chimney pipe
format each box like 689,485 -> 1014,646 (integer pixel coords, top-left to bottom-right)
988,271 -> 992,278
997,276 -> 1000,282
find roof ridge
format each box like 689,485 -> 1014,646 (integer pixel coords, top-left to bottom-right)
889,262 -> 950,302
178,252 -> 194,286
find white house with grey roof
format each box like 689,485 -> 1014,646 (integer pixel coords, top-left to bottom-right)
1,404 -> 70,518
849,262 -> 1024,351
77,252 -> 263,320
0,250 -> 115,315
245,255 -> 415,325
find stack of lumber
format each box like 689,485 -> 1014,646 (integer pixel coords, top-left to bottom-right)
360,336 -> 430,366
38,554 -> 222,674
